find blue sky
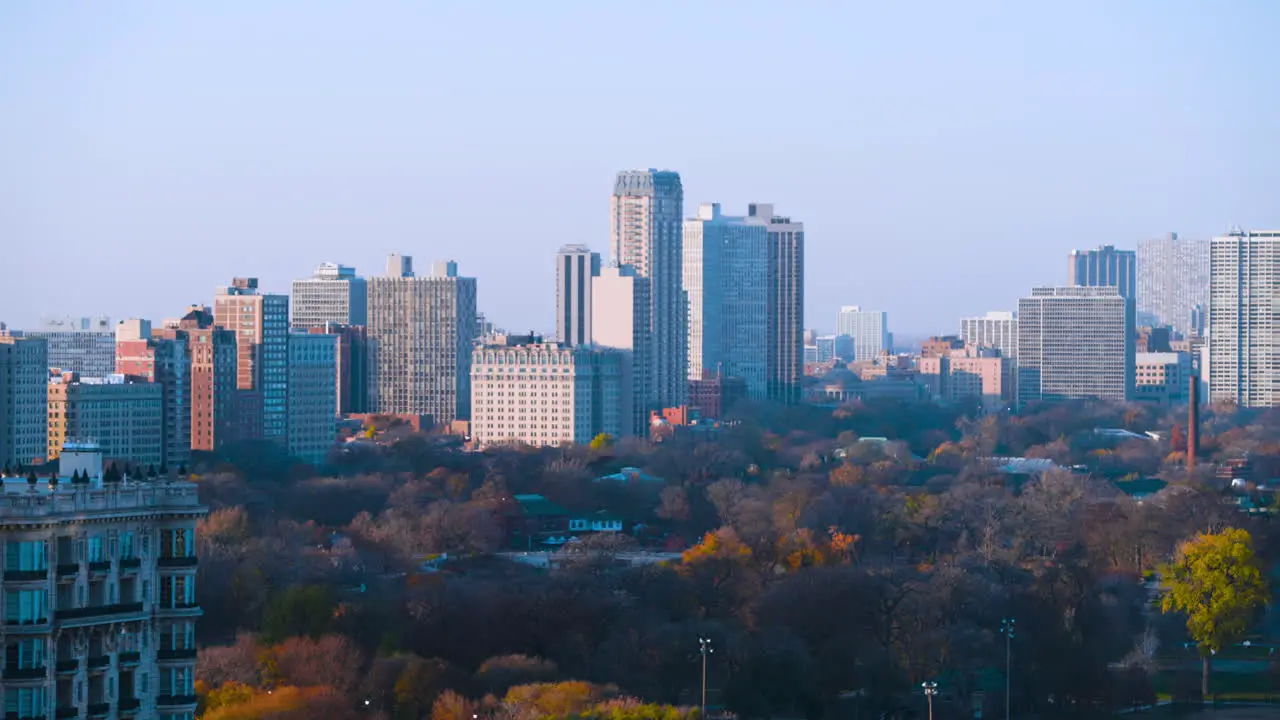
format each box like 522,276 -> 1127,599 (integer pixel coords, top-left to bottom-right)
2,1 -> 1277,335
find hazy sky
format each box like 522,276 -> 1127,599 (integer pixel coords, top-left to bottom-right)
3,2 -> 1278,336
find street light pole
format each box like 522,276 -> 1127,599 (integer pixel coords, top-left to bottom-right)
1001,618 -> 1016,720
922,681 -> 938,720
699,637 -> 713,719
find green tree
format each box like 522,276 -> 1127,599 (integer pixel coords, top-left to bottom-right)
1161,527 -> 1271,697
261,585 -> 336,643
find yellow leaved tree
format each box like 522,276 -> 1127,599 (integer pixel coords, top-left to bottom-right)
1161,527 -> 1270,698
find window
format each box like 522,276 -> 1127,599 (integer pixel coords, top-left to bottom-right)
160,576 -> 196,609
120,532 -> 135,560
5,638 -> 45,669
88,537 -> 104,563
5,540 -> 47,571
3,687 -> 46,718
3,590 -> 47,624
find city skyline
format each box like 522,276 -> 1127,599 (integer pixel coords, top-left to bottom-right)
4,3 -> 1277,335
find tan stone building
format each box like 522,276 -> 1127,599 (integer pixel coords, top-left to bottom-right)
0,442 -> 205,720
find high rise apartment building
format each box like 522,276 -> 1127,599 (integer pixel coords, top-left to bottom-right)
213,278 -> 289,443
837,307 -> 890,361
287,332 -> 338,464
748,203 -> 805,405
591,265 -> 650,435
1209,229 -> 1280,407
0,442 -> 205,720
1136,232 -> 1210,333
1016,286 -> 1133,407
115,320 -> 191,469
555,245 -> 600,347
611,170 -> 686,409
0,335 -> 48,467
21,317 -> 115,377
683,203 -> 768,398
470,340 -> 627,447
959,311 -> 1018,359
47,374 -> 165,468
368,258 -> 477,424
1068,245 -> 1136,299
290,262 -> 368,329
158,307 -> 237,454
306,324 -> 377,415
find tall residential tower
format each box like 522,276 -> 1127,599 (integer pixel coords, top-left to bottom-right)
368,257 -> 478,424
611,170 -> 686,409
1209,229 -> 1280,407
1136,232 -> 1210,333
748,202 -> 805,405
291,262 -> 368,329
1068,245 -> 1137,299
213,278 -> 290,443
683,203 -> 768,398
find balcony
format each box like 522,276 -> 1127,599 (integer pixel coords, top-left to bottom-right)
118,698 -> 141,715
156,695 -> 198,708
156,602 -> 201,617
157,647 -> 198,661
157,556 -> 198,568
2,665 -> 46,680
3,617 -> 49,630
5,713 -> 50,720
55,709 -> 78,720
87,655 -> 110,670
3,568 -> 48,581
56,659 -> 78,674
88,560 -> 111,573
87,703 -> 109,718
119,651 -> 141,666
54,602 -> 145,624
119,557 -> 141,571
56,563 -> 78,579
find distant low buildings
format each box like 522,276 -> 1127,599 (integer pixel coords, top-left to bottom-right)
959,311 -> 1017,359
1134,351 -> 1191,406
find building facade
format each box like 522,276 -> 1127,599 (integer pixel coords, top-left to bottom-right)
213,278 -> 289,443
0,442 -> 205,720
158,308 -> 237,454
1068,245 -> 1137,299
0,336 -> 48,468
1209,229 -> 1280,407
1016,286 -> 1134,408
959,311 -> 1018,359
555,245 -> 600,347
1134,351 -> 1191,406
611,169 -> 686,409
836,307 -> 890,361
591,265 -> 650,435
1136,232 -> 1210,333
918,349 -> 1010,411
21,317 -> 115,377
470,341 -> 627,447
748,203 -> 805,405
290,262 -> 368,329
306,324 -> 376,415
47,375 -> 165,468
683,203 -> 768,398
687,374 -> 748,420
368,258 -> 478,424
115,320 -> 191,470
286,332 -> 338,465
